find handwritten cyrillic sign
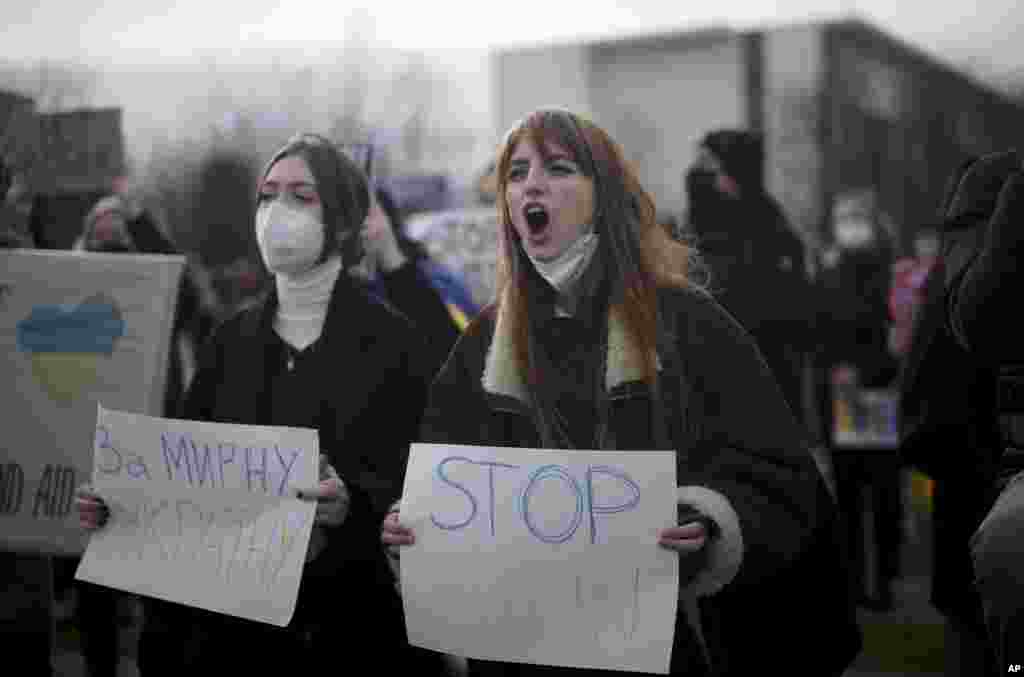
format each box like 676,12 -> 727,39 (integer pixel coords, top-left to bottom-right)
75,405 -> 318,627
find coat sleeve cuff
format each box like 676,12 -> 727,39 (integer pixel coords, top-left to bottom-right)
677,485 -> 744,596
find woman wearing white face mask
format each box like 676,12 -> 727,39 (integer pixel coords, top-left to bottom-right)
382,109 -> 835,676
814,194 -> 902,612
76,133 -> 446,675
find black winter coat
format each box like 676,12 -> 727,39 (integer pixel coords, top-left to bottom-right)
815,248 -> 899,389
898,197 -> 1010,629
690,192 -> 814,420
363,259 -> 461,380
418,283 -> 831,676
136,273 -> 435,675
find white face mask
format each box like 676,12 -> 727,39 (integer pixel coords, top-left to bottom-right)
526,227 -> 599,296
834,219 -> 875,250
256,200 -> 325,276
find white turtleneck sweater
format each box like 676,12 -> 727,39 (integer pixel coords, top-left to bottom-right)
273,255 -> 343,351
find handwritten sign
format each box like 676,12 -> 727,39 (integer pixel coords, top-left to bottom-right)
75,405 -> 318,627
0,250 -> 184,555
400,443 -> 679,674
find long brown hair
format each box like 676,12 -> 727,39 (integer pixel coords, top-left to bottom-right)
494,108 -> 697,409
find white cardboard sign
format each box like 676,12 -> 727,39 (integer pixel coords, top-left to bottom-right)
75,405 -> 318,627
400,443 -> 679,674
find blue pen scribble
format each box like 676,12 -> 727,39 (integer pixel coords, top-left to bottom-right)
16,293 -> 124,354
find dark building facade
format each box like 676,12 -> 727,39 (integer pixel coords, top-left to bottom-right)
495,18 -> 1024,255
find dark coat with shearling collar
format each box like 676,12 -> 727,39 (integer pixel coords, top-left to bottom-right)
418,282 -> 833,676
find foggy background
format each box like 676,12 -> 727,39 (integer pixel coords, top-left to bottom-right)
3,1 -> 1022,184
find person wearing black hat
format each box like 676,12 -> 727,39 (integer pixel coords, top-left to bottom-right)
900,150 -> 1024,675
684,129 -> 814,426
684,130 -> 860,676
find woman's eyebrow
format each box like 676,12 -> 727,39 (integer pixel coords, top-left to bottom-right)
261,180 -> 317,189
543,153 -> 576,164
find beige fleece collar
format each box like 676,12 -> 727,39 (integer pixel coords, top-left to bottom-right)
481,289 -> 660,402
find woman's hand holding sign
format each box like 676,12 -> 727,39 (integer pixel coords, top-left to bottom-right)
298,454 -> 350,562
76,484 -> 108,531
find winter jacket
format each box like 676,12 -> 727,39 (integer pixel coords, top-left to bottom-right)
136,273 -> 438,675
688,190 -> 814,422
417,281 -> 829,676
363,259 -> 463,380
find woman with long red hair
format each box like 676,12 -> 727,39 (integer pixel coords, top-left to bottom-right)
383,108 -> 830,676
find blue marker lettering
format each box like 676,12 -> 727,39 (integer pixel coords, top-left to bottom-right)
218,443 -> 236,488
245,447 -> 268,493
190,439 -> 214,487
161,433 -> 193,484
474,460 -> 519,536
430,456 -> 478,531
274,446 -> 300,497
520,465 -> 583,544
95,426 -> 122,476
585,465 -> 641,544
125,454 -> 151,481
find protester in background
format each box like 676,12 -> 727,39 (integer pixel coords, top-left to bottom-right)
75,194 -> 217,418
901,150 -> 1024,675
684,129 -> 815,428
353,183 -> 472,377
376,184 -> 481,329
0,158 -> 55,677
889,225 -> 942,360
76,133 -> 444,675
1,163 -> 35,248
815,190 -> 903,611
72,193 -> 222,677
383,108 -> 835,676
682,131 -> 858,675
898,155 -> 999,674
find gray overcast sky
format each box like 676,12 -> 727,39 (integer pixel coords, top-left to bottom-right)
2,0 -> 1021,72
2,1 -> 1021,177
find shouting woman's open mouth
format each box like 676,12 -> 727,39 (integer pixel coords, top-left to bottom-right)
523,203 -> 550,243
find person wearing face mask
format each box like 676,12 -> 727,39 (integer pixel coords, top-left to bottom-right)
683,130 -> 814,431
683,132 -> 859,675
75,134 -> 445,675
381,109 -> 839,676
814,192 -> 903,612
